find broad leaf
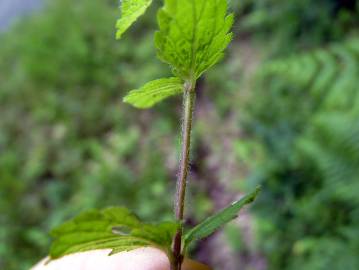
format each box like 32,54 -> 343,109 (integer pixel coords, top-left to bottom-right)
123,77 -> 183,108
183,186 -> 261,248
155,0 -> 234,80
50,207 -> 178,259
116,0 -> 153,39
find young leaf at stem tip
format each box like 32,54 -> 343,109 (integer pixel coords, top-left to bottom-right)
183,186 -> 261,249
49,207 -> 178,260
121,0 -> 234,109
155,0 -> 234,80
116,0 -> 153,39
123,77 -> 184,109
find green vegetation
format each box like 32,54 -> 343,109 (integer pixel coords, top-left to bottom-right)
0,1 -> 173,269
45,2 -> 258,269
243,18 -> 359,270
116,0 -> 153,39
1,0 -> 358,270
50,207 -> 178,259
123,77 -> 183,108
236,0 -> 359,53
184,187 -> 261,250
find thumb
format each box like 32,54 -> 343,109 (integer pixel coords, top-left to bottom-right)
31,247 -> 212,270
31,247 -> 170,270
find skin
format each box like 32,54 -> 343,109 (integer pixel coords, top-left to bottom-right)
31,248 -> 211,270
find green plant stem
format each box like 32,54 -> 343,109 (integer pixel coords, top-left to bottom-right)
172,81 -> 196,270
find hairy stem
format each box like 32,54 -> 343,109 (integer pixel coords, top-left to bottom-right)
172,81 -> 196,270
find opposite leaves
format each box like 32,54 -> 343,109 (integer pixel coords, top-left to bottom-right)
116,0 -> 153,39
183,186 -> 261,249
120,0 -> 234,109
123,77 -> 183,108
155,0 -> 234,80
50,207 -> 178,260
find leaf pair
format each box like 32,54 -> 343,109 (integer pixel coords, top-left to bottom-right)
49,187 -> 260,260
116,0 -> 234,109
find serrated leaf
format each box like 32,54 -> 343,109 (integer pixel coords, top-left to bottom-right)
50,207 -> 178,259
123,77 -> 184,108
116,0 -> 153,39
155,0 -> 234,80
183,186 -> 261,249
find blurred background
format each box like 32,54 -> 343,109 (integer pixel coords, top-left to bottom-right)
0,0 -> 358,269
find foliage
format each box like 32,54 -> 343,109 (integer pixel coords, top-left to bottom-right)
124,0 -> 234,108
155,0 -> 234,80
50,207 -> 178,259
46,1 -> 260,266
244,37 -> 359,270
0,1 -> 174,269
0,0 -> 243,268
184,186 -> 260,250
116,0 -> 153,39
124,77 -> 183,108
2,0 -> 358,269
236,0 -> 359,53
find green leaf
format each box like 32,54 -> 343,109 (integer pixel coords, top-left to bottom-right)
50,207 -> 178,259
183,186 -> 261,249
155,0 -> 234,80
116,0 -> 153,39
123,77 -> 184,109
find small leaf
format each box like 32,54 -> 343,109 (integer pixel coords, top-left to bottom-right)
50,207 -> 178,259
155,0 -> 234,80
183,186 -> 261,249
116,0 -> 153,39
123,77 -> 183,109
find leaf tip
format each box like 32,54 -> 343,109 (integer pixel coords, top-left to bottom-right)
116,32 -> 123,40
247,185 -> 262,203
